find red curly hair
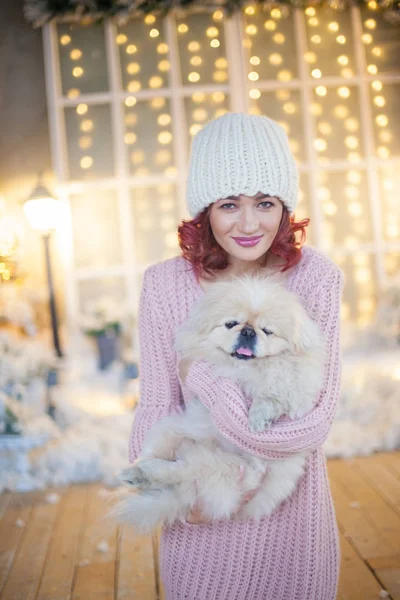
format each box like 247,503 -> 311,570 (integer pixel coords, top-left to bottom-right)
178,204 -> 310,279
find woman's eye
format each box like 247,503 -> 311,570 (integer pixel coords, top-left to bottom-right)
259,201 -> 273,208
225,321 -> 238,329
262,328 -> 273,336
220,203 -> 236,209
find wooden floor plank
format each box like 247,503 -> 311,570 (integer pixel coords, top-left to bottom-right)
0,491 -> 39,596
0,489 -> 63,600
336,529 -> 387,600
351,454 -> 400,514
116,526 -> 157,600
0,493 -> 12,522
71,484 -> 118,600
155,528 -> 165,600
36,485 -> 88,600
77,484 -> 117,565
72,562 -> 115,600
330,477 -> 391,560
329,459 -> 400,557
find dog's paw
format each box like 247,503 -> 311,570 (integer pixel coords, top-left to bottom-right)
248,403 -> 277,432
119,464 -> 151,489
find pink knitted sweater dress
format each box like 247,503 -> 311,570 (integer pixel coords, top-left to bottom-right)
128,245 -> 344,600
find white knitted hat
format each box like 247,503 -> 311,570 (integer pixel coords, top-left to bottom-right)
186,112 -> 298,218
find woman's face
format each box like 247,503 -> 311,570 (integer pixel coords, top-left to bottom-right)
209,192 -> 283,266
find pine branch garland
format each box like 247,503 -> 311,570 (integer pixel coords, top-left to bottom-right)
24,0 -> 400,27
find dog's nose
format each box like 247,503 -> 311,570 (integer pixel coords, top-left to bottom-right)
240,326 -> 255,338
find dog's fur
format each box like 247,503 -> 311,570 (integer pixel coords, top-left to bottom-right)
111,274 -> 325,533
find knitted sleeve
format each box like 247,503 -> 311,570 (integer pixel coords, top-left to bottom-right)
184,262 -> 344,461
128,265 -> 183,463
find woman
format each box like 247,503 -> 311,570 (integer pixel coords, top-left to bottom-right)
129,112 -> 344,600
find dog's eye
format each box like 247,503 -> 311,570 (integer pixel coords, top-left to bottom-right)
225,321 -> 238,329
262,328 -> 273,336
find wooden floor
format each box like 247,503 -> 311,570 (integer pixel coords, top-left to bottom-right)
0,451 -> 399,600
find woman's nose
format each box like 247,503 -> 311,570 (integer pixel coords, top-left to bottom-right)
237,207 -> 259,232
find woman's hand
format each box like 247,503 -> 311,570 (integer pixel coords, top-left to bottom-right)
184,501 -> 210,524
178,359 -> 192,384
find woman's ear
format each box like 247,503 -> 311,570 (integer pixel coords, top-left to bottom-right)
291,302 -> 321,353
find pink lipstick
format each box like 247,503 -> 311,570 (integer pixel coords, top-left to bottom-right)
232,235 -> 263,247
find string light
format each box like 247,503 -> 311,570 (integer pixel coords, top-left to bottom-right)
149,29 -> 160,38
371,80 -> 382,91
149,76 -> 163,88
367,64 -> 378,74
191,56 -> 202,66
127,81 -> 141,93
158,131 -> 173,144
116,34 -> 128,45
125,97 -> 137,107
364,18 -> 376,29
311,35 -> 321,44
336,35 -> 346,44
70,49 -> 82,60
80,156 -> 93,169
210,39 -> 220,48
79,136 -> 92,149
269,53 -> 283,65
67,88 -> 80,99
72,66 -> 84,77
311,69 -> 322,79
271,8 -> 282,19
375,114 -> 388,126
362,33 -> 373,44
249,89 -> 261,99
305,52 -> 317,64
328,21 -> 339,32
338,86 -> 350,98
206,27 -> 219,38
178,24 -> 189,33
264,20 -> 276,31
188,41 -> 200,52
273,33 -> 285,44
80,119 -> 93,132
316,86 -> 327,96
60,35 -> 71,45
126,44 -> 138,54
248,71 -> 259,81
76,103 -> 88,115
127,62 -> 140,74
188,72 -> 200,82
374,96 -> 386,107
215,57 -> 227,68
157,43 -> 169,54
124,132 -> 137,145
246,24 -> 258,35
144,14 -> 156,25
213,10 -> 224,20
277,70 -> 292,82
158,60 -> 170,72
250,56 -> 260,65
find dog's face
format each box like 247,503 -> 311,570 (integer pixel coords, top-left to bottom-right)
175,274 -> 320,364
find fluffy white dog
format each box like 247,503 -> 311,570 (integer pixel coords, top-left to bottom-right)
111,274 -> 325,533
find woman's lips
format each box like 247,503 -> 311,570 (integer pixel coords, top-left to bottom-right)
232,236 -> 263,247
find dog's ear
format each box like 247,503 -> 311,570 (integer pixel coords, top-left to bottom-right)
291,302 -> 321,353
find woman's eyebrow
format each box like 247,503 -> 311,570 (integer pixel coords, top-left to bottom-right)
224,193 -> 272,200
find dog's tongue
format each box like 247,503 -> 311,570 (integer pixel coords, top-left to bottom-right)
236,347 -> 253,356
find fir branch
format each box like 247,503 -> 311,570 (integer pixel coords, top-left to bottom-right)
23,0 -> 400,27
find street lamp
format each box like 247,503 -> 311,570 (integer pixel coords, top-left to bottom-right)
23,182 -> 64,358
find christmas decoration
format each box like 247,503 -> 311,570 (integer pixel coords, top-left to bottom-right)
24,0 -> 400,27
81,297 -> 131,370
